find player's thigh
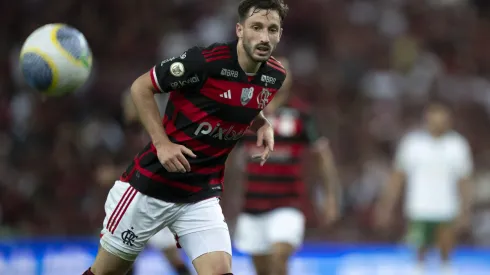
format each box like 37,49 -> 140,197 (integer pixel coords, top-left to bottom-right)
234,213 -> 269,255
148,227 -> 177,251
170,197 -> 232,273
98,181 -> 172,263
267,207 -> 306,252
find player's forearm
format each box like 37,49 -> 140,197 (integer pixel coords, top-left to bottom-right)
249,111 -> 270,132
459,177 -> 473,215
378,171 -> 404,212
318,150 -> 340,203
130,75 -> 170,146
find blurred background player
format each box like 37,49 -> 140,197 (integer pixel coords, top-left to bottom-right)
233,57 -> 340,275
376,103 -> 473,275
122,92 -> 191,275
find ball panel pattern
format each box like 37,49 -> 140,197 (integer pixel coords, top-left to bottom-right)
56,26 -> 85,59
21,52 -> 53,91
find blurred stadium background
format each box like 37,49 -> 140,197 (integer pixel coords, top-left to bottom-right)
2,0 -> 490,274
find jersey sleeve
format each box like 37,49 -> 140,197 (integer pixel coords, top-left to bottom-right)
455,138 -> 473,179
150,46 -> 206,93
394,136 -> 410,172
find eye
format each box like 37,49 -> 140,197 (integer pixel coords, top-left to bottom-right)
269,28 -> 278,33
252,25 -> 261,31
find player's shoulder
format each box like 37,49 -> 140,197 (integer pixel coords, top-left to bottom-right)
445,131 -> 470,146
265,55 -> 287,78
200,42 -> 234,64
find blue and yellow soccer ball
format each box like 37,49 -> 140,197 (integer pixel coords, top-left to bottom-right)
20,24 -> 92,96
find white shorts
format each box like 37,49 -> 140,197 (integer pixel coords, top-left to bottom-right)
147,227 -> 176,250
100,181 -> 231,261
234,207 -> 305,255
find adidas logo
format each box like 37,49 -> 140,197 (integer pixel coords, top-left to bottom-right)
220,90 -> 232,99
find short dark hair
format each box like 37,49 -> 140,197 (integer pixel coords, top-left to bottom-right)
238,0 -> 289,23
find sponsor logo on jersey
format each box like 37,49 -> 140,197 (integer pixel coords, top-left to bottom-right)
194,122 -> 248,141
170,75 -> 199,89
221,68 -> 239,78
257,88 -> 272,109
170,62 -> 185,77
241,87 -> 254,106
261,74 -> 276,85
161,57 -> 176,65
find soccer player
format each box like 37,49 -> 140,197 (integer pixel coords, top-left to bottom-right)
122,93 -> 191,275
233,57 -> 340,275
84,0 -> 289,274
375,103 -> 473,275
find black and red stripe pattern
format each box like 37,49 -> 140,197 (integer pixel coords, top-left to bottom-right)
267,56 -> 286,75
202,45 -> 231,62
123,41 -> 287,203
242,106 -> 319,214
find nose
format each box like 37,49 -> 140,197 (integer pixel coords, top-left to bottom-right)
259,30 -> 270,44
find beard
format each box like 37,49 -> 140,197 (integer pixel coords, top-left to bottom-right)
243,39 -> 271,62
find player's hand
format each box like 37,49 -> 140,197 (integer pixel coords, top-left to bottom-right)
155,141 -> 196,173
252,123 -> 274,166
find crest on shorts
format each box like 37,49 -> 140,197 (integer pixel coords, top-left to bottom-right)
170,62 -> 185,77
257,88 -> 272,109
241,87 -> 254,106
121,227 -> 138,246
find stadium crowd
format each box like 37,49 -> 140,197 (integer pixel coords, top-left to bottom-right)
2,0 -> 490,247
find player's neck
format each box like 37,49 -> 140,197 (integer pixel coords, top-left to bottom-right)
428,128 -> 448,137
237,42 -> 262,74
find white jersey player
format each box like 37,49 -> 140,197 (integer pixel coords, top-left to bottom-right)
376,103 -> 473,275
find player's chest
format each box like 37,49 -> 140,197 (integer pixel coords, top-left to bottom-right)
409,140 -> 460,171
199,67 -> 281,111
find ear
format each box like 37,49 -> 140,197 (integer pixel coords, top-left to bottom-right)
236,22 -> 243,38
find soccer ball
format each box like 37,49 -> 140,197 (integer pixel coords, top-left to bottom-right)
19,23 -> 92,96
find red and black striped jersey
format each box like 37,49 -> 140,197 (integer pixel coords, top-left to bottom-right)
241,105 -> 319,214
121,41 -> 287,203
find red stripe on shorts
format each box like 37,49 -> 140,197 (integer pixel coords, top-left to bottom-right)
110,188 -> 138,234
106,186 -> 137,233
106,186 -> 132,231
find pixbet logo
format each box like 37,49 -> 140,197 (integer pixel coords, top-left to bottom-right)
194,122 -> 248,141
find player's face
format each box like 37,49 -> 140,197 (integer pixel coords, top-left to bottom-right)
425,106 -> 451,134
237,8 -> 282,62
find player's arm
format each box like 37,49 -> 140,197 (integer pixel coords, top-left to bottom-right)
375,138 -> 407,227
249,111 -> 274,166
130,47 -> 204,172
130,71 -> 168,146
313,139 -> 340,207
377,168 -> 405,214
457,139 -> 474,228
249,111 -> 271,132
305,117 -> 340,223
